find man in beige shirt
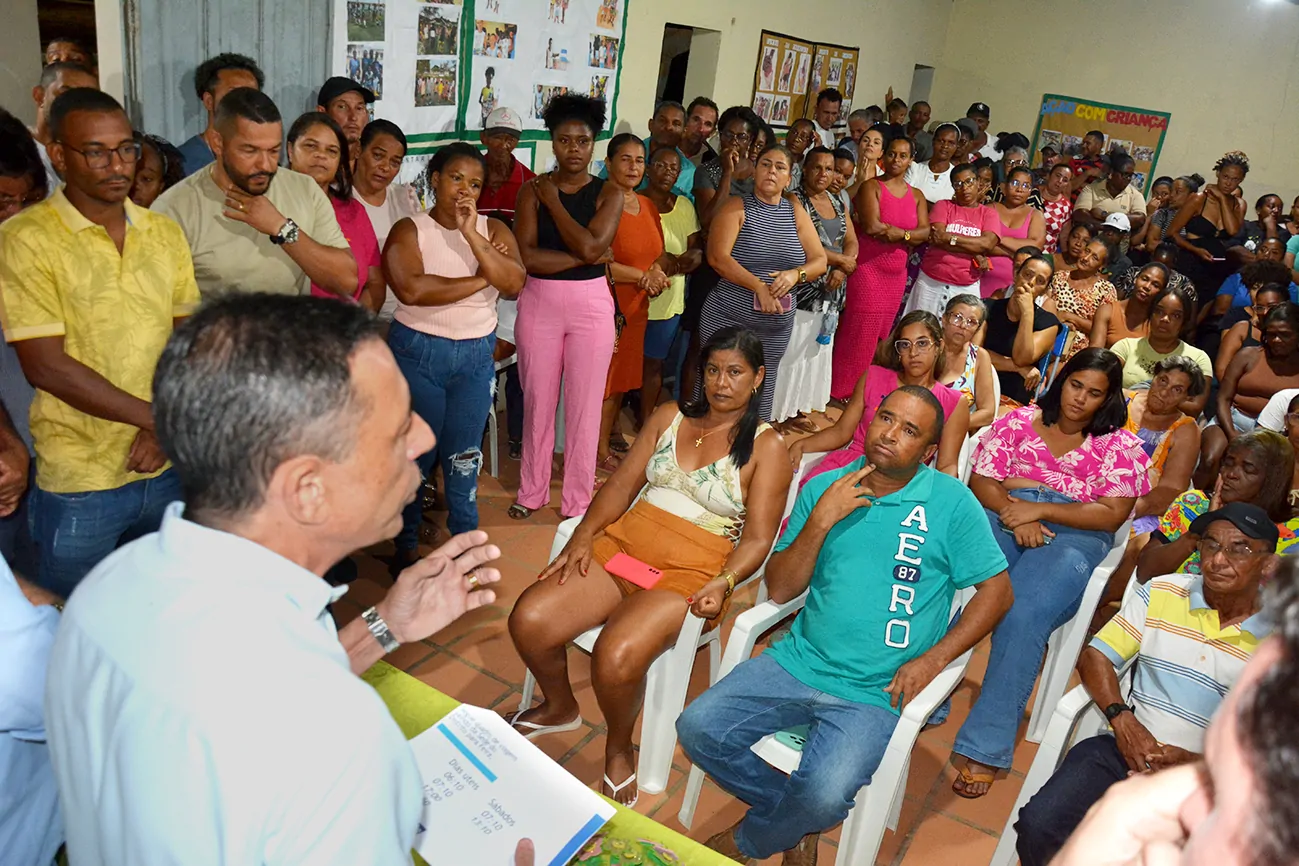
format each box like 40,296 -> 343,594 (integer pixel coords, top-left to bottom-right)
154,88 -> 356,301
1073,152 -> 1147,235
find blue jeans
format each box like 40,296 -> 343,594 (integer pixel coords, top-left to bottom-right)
953,487 -> 1112,768
30,469 -> 182,597
677,654 -> 899,859
388,322 -> 495,545
1015,735 -> 1128,866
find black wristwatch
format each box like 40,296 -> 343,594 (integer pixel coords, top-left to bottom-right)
270,218 -> 300,246
1104,702 -> 1133,722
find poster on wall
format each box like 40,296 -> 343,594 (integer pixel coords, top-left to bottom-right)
1030,94 -> 1171,194
332,0 -> 630,175
751,32 -> 859,134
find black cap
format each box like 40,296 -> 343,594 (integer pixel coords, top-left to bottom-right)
967,102 -> 990,118
316,76 -> 375,107
1189,502 -> 1280,549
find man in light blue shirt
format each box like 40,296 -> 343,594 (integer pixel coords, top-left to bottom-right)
0,557 -> 62,866
600,100 -> 695,202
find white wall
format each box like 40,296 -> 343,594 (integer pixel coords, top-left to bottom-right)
928,0 -> 1299,202
531,0 -> 955,166
0,0 -> 42,125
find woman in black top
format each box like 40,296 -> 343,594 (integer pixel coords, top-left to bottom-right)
511,94 -> 624,520
978,254 -> 1062,406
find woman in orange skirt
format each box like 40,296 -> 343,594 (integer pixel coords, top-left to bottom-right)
597,134 -> 671,471
508,327 -> 793,808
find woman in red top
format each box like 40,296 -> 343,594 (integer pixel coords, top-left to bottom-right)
598,134 -> 671,469
1039,162 -> 1073,253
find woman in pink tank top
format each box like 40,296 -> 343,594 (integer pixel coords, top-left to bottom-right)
382,143 -> 527,571
982,166 -> 1046,297
792,311 -> 969,481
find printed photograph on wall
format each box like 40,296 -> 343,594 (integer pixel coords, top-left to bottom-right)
771,96 -> 790,124
589,34 -> 619,70
415,58 -> 457,106
1039,130 -> 1063,152
534,84 -> 571,119
347,45 -> 384,100
543,37 -> 570,70
347,1 -> 385,42
418,6 -> 458,55
777,49 -> 795,93
758,45 -> 778,92
1108,138 -> 1133,155
1132,145 -> 1155,162
590,75 -> 609,101
478,65 -> 499,125
475,20 -> 518,59
809,52 -> 824,92
842,63 -> 855,99
1060,134 -> 1083,156
548,0 -> 569,24
792,52 -> 810,95
596,0 -> 620,29
826,57 -> 842,87
752,92 -> 773,121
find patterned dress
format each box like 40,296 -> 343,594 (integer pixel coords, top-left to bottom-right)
1047,272 -> 1117,360
1041,196 -> 1072,252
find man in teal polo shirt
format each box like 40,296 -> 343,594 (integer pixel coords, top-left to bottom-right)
599,100 -> 694,202
678,386 -> 1013,864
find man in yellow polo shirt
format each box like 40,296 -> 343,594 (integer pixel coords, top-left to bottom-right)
0,88 -> 199,596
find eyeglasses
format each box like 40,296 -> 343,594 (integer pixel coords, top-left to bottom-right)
946,313 -> 981,328
894,338 -> 936,354
59,141 -> 142,169
1006,160 -> 1027,169
651,162 -> 681,175
953,178 -> 979,189
1008,180 -> 1032,189
1285,411 -> 1299,425
720,130 -> 752,144
1115,170 -> 1135,178
1198,537 -> 1267,564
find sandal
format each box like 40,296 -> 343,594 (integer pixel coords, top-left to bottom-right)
507,503 -> 534,520
607,436 -> 630,454
952,765 -> 997,799
602,772 -> 638,809
507,710 -> 583,740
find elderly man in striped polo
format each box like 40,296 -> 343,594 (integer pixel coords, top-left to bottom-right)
1011,501 -> 1278,866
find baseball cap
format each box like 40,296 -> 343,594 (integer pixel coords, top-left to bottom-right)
484,106 -> 523,134
955,118 -> 979,138
967,102 -> 991,119
1102,213 -> 1132,232
1189,502 -> 1280,549
317,76 -> 375,107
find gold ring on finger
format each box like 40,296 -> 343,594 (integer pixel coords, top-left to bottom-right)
466,571 -> 480,590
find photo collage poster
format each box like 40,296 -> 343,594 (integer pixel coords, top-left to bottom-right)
751,31 -> 859,134
1031,94 -> 1171,194
333,0 -> 630,160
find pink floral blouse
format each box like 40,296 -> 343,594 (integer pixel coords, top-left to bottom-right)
972,406 -> 1152,503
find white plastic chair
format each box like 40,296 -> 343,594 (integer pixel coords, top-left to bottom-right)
988,654 -> 1137,866
677,586 -> 978,865
960,425 -> 998,485
517,516 -> 766,795
1023,519 -> 1132,743
484,355 -> 517,478
755,450 -> 828,606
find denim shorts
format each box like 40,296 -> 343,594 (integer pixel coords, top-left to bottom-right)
644,315 -> 681,360
1205,405 -> 1258,434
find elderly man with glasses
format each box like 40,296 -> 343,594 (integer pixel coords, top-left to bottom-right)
1012,501 -> 1277,866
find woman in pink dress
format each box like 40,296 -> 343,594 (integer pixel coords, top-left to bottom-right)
982,166 -> 1046,298
793,311 -> 969,480
831,137 -> 929,399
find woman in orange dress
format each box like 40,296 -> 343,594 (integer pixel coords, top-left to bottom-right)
598,133 -> 671,469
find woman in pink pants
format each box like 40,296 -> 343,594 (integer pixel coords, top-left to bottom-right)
511,94 -> 625,519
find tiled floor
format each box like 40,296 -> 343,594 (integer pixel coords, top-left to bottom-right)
336,408 -> 1049,865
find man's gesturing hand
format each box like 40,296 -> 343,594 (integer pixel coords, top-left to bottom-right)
809,464 -> 877,529
376,530 -> 502,643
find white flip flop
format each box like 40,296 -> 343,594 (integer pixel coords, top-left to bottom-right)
507,710 -> 583,740
603,772 -> 638,809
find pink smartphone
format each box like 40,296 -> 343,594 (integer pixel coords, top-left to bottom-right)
754,292 -> 795,313
604,553 -> 663,589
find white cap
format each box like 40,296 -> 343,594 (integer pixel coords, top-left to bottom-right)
484,106 -> 523,133
1102,212 -> 1132,232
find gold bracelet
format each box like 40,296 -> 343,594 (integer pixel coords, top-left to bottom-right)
718,570 -> 739,598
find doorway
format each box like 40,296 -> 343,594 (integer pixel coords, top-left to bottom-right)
909,64 -> 934,106
655,23 -> 721,107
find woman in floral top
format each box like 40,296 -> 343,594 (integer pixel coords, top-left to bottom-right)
1043,238 -> 1117,360
1136,429 -> 1296,579
952,349 -> 1150,799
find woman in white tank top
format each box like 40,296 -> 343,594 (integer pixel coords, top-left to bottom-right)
382,143 -> 526,572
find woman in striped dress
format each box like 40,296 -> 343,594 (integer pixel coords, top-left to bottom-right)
697,144 -> 827,420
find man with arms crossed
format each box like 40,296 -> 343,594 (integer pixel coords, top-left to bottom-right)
678,386 -> 1013,864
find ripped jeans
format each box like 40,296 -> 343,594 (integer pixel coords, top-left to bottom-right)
388,322 -> 496,546
952,486 -> 1113,769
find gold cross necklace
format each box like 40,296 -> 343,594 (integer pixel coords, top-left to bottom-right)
691,421 -> 735,448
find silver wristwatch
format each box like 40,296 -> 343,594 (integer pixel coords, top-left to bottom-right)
361,606 -> 401,653
270,218 -> 301,246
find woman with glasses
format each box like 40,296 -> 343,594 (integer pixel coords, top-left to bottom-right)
1089,262 -> 1167,349
978,254 -> 1061,407
1216,282 -> 1291,379
939,294 -> 996,430
1043,237 -> 1116,361
905,162 -> 1001,317
1039,163 -> 1074,253
285,113 -> 384,310
1197,303 -> 1299,490
904,122 -> 960,206
983,166 -> 1047,298
791,311 -> 969,479
952,348 -> 1150,799
697,144 -> 826,422
1139,429 -> 1296,580
770,147 -> 858,431
832,136 -> 928,400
